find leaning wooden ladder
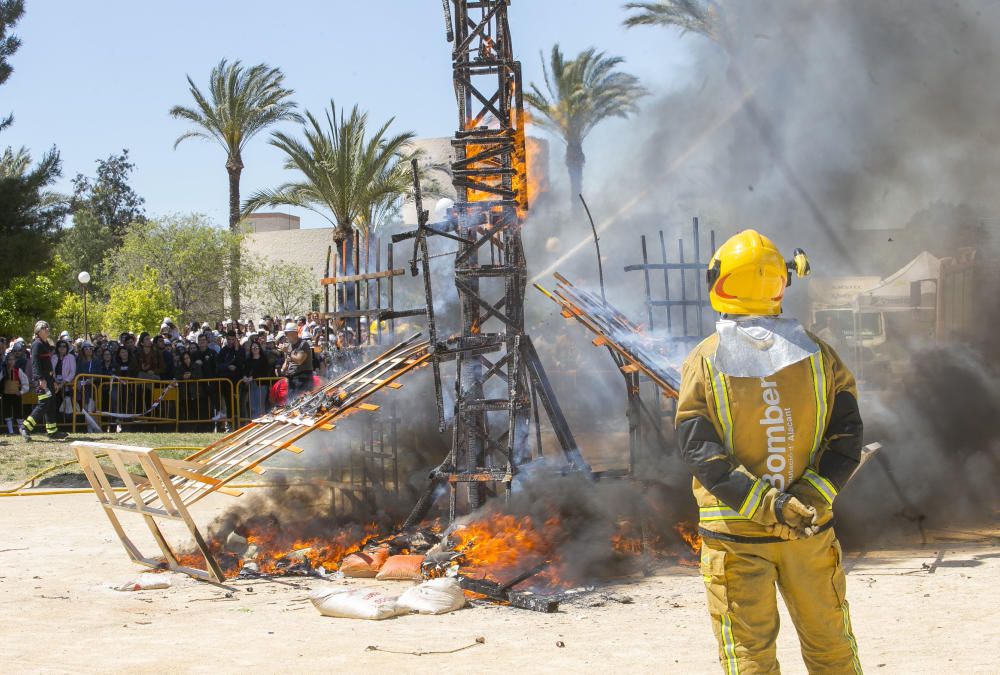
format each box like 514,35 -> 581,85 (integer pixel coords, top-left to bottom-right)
535,274 -> 682,396
74,335 -> 431,583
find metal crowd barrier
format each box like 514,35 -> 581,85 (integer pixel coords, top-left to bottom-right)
233,376 -> 284,427
69,374 -> 241,433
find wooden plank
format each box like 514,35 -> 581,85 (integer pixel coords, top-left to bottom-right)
138,454 -> 179,515
320,268 -> 404,285
100,462 -> 150,489
319,309 -> 382,319
166,466 -> 224,487
72,440 -> 155,454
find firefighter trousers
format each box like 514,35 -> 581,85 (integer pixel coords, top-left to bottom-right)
24,377 -> 60,435
700,527 -> 862,675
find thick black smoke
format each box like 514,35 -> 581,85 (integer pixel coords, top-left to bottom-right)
522,0 -> 1000,546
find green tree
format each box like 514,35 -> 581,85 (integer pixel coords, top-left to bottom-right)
0,256 -> 69,336
102,268 -> 179,337
70,149 -> 146,244
0,2 -> 68,284
243,101 -> 421,241
55,208 -> 116,294
170,59 -> 301,319
255,259 -> 315,317
55,292 -> 105,339
0,146 -> 67,284
0,0 -> 24,131
524,45 -> 647,206
103,214 -> 250,323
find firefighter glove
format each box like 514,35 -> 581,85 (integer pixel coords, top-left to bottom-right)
768,523 -> 801,541
774,492 -> 816,530
750,487 -> 816,531
789,479 -> 834,528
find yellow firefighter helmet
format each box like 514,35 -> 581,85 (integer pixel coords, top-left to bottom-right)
706,229 -> 810,315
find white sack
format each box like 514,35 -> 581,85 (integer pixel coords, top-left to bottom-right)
310,586 -> 405,620
396,577 -> 466,615
115,572 -> 172,591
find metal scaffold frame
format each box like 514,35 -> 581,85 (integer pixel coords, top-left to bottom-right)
621,217 -> 717,464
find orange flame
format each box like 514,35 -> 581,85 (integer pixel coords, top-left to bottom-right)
674,521 -> 702,557
451,513 -> 565,589
611,519 -> 644,555
460,107 -> 545,221
175,522 -> 378,579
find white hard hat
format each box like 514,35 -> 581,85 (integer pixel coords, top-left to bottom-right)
433,197 -> 455,222
284,322 -> 297,332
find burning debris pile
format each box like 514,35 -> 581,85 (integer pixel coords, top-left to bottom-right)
174,470 -> 702,611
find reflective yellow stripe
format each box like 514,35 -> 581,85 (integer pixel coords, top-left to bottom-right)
37,392 -> 52,401
721,613 -> 740,675
705,357 -> 734,450
700,505 -> 749,522
802,468 -> 838,505
841,602 -> 862,674
808,353 -> 828,465
738,478 -> 767,518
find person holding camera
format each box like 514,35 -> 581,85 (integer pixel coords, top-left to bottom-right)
281,321 -> 314,400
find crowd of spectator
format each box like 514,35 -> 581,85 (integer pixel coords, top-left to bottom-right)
0,312 -> 382,436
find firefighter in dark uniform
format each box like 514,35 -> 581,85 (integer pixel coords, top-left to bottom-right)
22,320 -> 68,440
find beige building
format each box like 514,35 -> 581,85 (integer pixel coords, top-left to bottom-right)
245,212 -> 302,233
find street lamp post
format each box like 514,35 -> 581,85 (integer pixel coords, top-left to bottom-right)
78,271 -> 91,339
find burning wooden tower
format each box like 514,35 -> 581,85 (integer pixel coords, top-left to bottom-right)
404,0 -> 588,523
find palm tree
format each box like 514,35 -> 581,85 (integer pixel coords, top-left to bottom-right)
622,1 -> 721,40
524,45 -> 648,206
243,101 -> 420,242
170,59 -> 301,318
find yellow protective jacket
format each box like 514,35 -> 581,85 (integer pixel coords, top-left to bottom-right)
675,330 -> 862,542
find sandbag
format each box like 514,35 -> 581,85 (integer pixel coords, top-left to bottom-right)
114,572 -> 172,592
375,554 -> 426,581
310,586 -> 406,621
339,547 -> 389,578
396,577 -> 467,615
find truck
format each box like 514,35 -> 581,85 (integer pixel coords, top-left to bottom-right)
807,249 -> 978,386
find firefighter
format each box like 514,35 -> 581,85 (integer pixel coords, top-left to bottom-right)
22,320 -> 69,441
676,230 -> 863,674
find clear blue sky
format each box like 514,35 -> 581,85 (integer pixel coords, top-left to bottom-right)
4,1 -> 691,229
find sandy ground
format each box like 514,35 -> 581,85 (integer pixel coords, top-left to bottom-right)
0,493 -> 998,674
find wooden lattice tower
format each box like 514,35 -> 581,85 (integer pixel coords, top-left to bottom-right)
403,1 -> 587,523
